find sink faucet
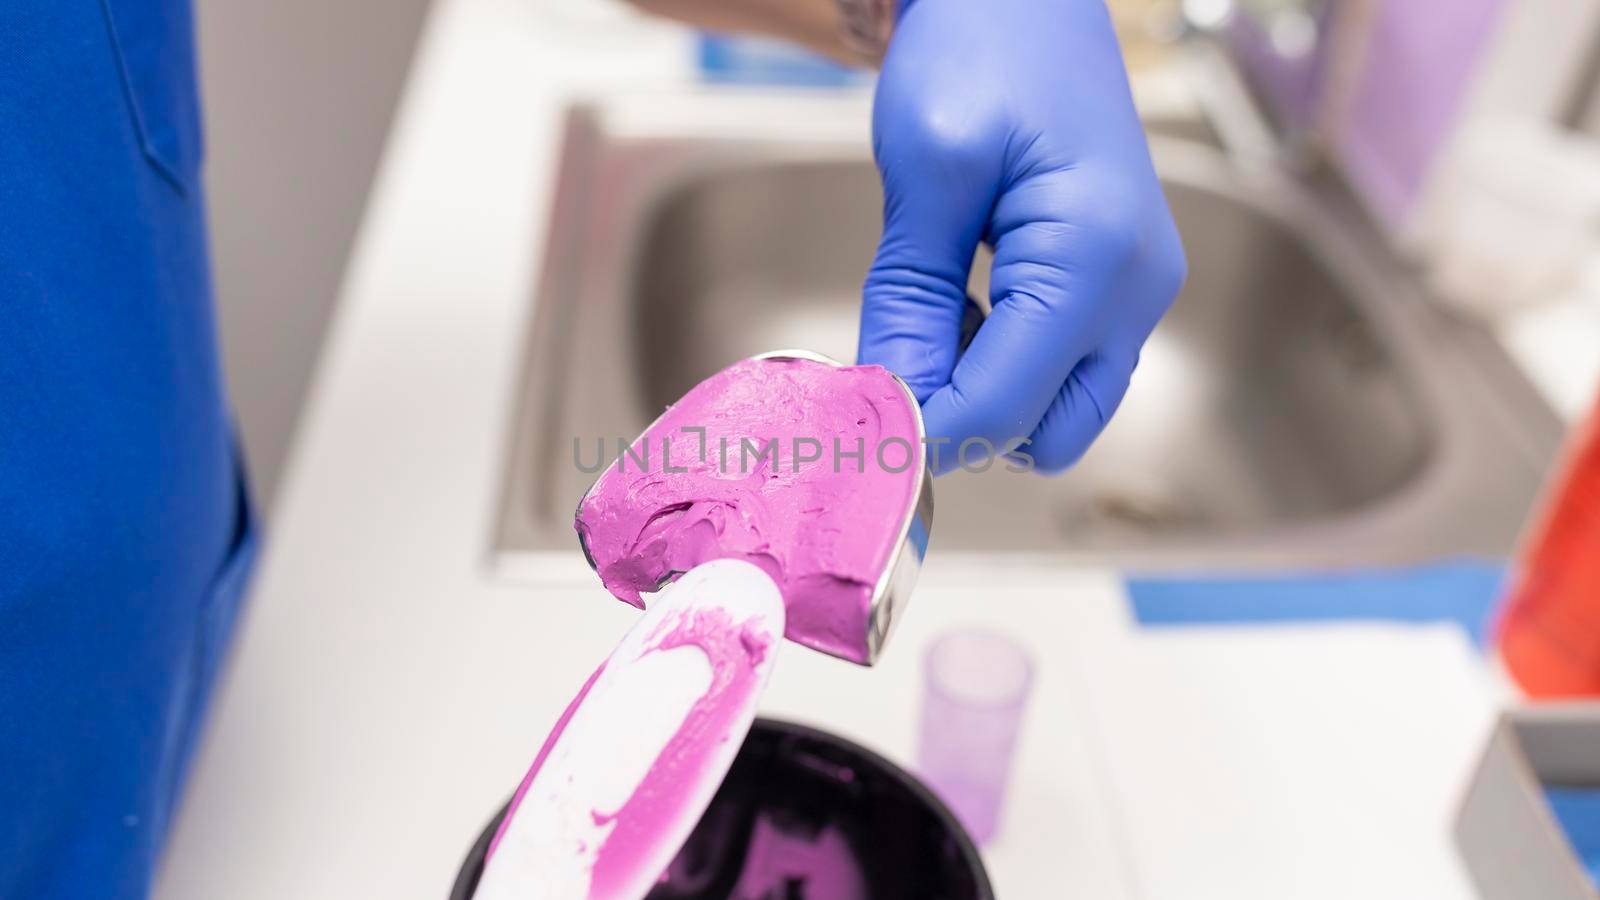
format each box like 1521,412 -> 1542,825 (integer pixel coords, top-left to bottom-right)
1176,0 -> 1380,173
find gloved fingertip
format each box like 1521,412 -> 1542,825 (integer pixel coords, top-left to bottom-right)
1026,360 -> 1131,473
856,338 -> 943,404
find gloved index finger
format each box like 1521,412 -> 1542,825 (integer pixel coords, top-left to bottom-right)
857,67 -> 1001,402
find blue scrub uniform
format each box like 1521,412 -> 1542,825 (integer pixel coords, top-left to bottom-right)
1,1 -> 255,895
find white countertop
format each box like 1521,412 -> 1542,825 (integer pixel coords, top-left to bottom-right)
155,1 -> 1568,897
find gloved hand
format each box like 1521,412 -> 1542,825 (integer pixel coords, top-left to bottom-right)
859,0 -> 1185,474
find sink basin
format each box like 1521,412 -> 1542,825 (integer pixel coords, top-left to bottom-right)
495,92 -> 1560,571
632,161 -> 1430,552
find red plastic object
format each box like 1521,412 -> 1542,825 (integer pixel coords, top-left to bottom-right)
1498,393 -> 1600,697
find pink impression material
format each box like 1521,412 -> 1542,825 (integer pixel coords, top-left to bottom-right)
576,357 -> 922,663
727,815 -> 869,900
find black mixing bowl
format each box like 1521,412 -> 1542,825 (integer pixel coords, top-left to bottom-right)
451,717 -> 993,899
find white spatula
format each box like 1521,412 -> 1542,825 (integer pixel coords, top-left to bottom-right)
475,558 -> 786,900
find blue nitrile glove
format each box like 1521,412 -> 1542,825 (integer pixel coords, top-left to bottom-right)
859,0 -> 1186,474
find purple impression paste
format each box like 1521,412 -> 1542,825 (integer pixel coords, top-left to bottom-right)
576,357 -> 922,663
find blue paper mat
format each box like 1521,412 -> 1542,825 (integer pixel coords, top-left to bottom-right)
698,35 -> 865,87
1125,559 -> 1508,647
1547,787 -> 1600,888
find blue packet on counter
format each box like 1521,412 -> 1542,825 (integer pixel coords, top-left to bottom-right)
698,34 -> 867,87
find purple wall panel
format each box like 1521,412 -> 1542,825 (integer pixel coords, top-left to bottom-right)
1336,0 -> 1510,226
1232,0 -> 1511,228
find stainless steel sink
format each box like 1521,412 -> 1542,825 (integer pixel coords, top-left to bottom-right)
494,91 -> 1561,572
